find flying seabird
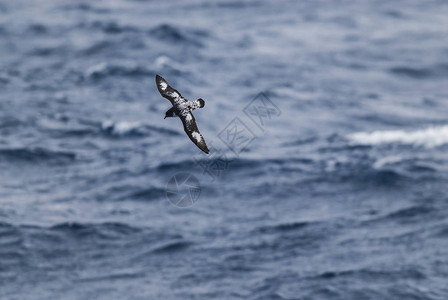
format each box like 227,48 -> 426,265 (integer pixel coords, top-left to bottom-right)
156,74 -> 209,154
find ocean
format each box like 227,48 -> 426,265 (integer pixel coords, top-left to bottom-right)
1,0 -> 448,299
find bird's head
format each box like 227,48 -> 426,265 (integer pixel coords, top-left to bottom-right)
164,110 -> 174,119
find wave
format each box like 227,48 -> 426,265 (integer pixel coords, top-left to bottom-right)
155,156 -> 300,173
101,120 -> 145,136
77,270 -> 145,283
59,3 -> 110,14
0,116 -> 22,130
84,62 -> 154,80
372,155 -> 438,175
389,64 -> 448,79
26,23 -> 49,35
364,205 -> 435,225
156,159 -> 199,172
101,120 -> 180,137
0,147 -> 76,164
257,221 -> 311,233
101,183 -> 167,202
50,222 -> 141,238
216,1 -> 261,8
433,224 -> 448,238
125,187 -> 166,201
312,267 -> 425,281
149,24 -> 207,47
0,72 -> 8,85
348,125 -> 448,148
154,55 -> 189,76
150,240 -> 192,254
384,205 -> 434,221
0,222 -> 22,248
28,45 -> 67,57
81,21 -> 139,35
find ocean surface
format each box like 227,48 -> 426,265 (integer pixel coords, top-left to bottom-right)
1,0 -> 448,299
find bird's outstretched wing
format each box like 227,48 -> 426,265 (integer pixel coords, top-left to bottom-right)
155,74 -> 182,105
180,111 -> 209,154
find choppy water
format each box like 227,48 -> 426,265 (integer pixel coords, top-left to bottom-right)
1,0 -> 448,299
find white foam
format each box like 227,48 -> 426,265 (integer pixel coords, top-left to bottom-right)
373,155 -> 404,169
85,62 -> 107,77
154,55 -> 185,72
348,125 -> 448,148
101,120 -> 142,135
155,55 -> 171,67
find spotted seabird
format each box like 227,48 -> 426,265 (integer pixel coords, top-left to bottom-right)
156,74 -> 209,154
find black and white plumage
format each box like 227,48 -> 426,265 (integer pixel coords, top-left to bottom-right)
156,74 -> 209,154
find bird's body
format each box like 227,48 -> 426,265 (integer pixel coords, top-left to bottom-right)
156,75 -> 209,154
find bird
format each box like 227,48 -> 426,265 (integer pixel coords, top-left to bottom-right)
155,74 -> 209,154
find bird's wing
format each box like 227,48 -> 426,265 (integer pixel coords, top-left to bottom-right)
179,111 -> 209,154
155,74 -> 182,105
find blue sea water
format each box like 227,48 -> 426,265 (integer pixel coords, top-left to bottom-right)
1,0 -> 448,299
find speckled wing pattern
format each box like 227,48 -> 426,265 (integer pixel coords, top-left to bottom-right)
156,75 -> 210,154
156,74 -> 184,105
180,111 -> 209,154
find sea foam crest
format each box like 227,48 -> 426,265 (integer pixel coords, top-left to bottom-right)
101,120 -> 142,135
348,125 -> 448,148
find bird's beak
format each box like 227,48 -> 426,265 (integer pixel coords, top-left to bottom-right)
164,116 -> 167,119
